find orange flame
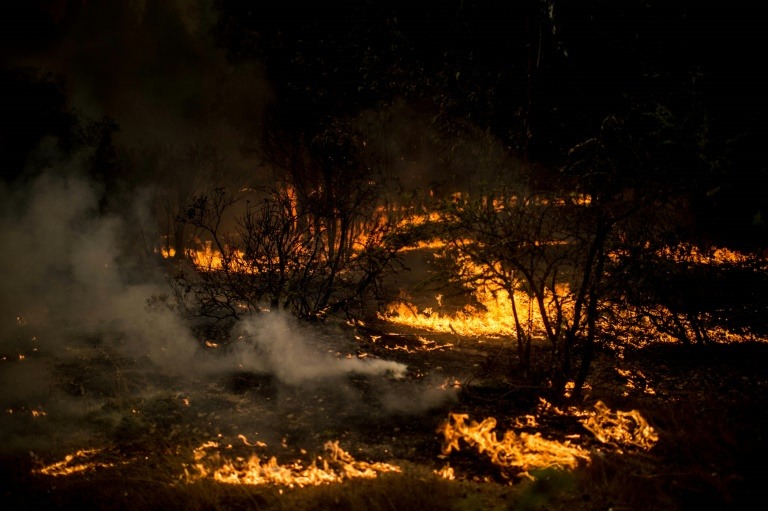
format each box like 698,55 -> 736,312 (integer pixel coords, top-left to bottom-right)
439,413 -> 589,478
188,440 -> 400,487
578,401 -> 658,450
434,464 -> 456,480
380,259 -> 568,338
537,398 -> 659,451
32,449 -> 115,477
188,241 -> 252,273
439,401 -> 658,478
659,243 -> 750,265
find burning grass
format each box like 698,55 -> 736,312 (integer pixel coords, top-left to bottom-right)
32,448 -> 118,477
436,399 -> 658,482
16,454 -> 503,511
380,284 -> 552,338
439,413 -> 590,477
187,439 -> 401,488
578,401 -> 658,450
4,227 -> 768,510
5,338 -> 768,510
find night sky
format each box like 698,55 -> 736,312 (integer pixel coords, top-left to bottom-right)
2,0 -> 766,249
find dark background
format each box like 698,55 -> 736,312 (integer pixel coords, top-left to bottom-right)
2,0 -> 766,250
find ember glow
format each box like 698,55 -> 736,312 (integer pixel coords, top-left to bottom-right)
188,440 -> 401,487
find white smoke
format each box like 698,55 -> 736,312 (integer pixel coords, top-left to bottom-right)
230,313 -> 407,385
380,378 -> 460,415
0,170 -> 197,369
0,169 -> 457,461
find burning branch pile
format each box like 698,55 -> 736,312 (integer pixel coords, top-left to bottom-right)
578,401 -> 658,450
438,413 -> 589,479
187,440 -> 401,488
438,401 -> 659,480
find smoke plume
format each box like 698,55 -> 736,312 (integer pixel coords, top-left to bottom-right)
0,168 -> 457,458
230,313 -> 407,385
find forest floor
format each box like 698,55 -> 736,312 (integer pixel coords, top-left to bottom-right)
2,251 -> 768,510
3,321 -> 768,510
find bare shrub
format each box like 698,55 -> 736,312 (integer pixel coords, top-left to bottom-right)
172,183 -> 406,324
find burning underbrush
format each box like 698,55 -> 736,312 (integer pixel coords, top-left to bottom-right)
187,439 -> 401,487
23,372 -> 660,491
435,397 -> 658,482
3,265 -> 766,511
4,165 -> 768,511
2,176 -> 767,509
4,313 -> 768,510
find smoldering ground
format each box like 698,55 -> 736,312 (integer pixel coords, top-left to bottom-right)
0,170 -> 459,461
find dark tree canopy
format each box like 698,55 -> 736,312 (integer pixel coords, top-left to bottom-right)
209,0 -> 767,249
1,0 -> 765,249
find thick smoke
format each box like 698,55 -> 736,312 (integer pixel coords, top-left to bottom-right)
0,168 -> 201,454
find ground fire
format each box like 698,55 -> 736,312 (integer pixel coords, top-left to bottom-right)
187,440 -> 401,488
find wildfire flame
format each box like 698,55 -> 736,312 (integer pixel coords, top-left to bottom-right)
435,464 -> 456,480
536,398 -> 659,451
577,401 -> 658,450
380,280 -> 564,338
189,241 -> 251,273
438,413 -> 589,478
32,448 -> 115,477
659,244 -> 750,265
439,400 -> 658,479
187,440 -> 401,487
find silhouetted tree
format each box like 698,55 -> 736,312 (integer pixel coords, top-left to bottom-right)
174,177 -> 407,323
